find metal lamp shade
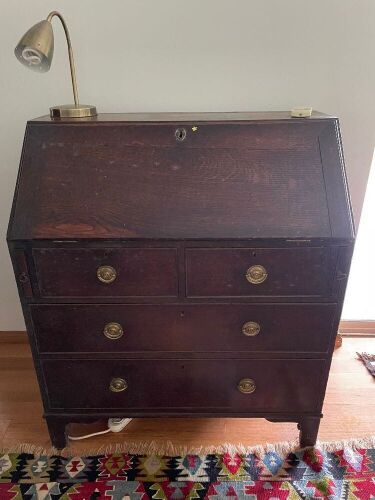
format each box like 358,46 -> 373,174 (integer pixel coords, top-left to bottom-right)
14,20 -> 54,72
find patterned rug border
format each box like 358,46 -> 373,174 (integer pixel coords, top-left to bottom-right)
2,434 -> 375,457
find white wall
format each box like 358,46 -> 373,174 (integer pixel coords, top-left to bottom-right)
342,150 -> 375,320
0,0 -> 374,330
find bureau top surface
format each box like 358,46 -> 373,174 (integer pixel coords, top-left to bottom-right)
31,111 -> 333,123
8,112 -> 354,241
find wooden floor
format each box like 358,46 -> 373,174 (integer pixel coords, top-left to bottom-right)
0,333 -> 374,453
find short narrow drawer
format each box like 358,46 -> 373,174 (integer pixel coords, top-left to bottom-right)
33,248 -> 178,297
42,358 -> 325,412
186,247 -> 338,297
31,303 -> 336,354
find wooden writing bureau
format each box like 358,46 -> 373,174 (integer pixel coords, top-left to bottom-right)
7,111 -> 354,449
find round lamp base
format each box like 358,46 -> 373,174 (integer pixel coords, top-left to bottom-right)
50,104 -> 97,118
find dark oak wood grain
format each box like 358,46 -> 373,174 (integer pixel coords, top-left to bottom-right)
298,417 -> 322,448
42,358 -> 326,412
8,116 -> 353,241
30,303 -> 336,354
33,248 -> 178,297
7,112 -> 354,448
186,247 -> 338,297
11,249 -> 33,298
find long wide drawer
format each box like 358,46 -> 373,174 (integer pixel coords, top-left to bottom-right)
33,248 -> 178,298
186,247 -> 338,297
31,303 -> 336,354
42,359 -> 325,412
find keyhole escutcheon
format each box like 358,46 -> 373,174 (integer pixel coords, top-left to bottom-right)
175,128 -> 187,142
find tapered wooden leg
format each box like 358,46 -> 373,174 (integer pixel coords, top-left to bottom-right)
298,417 -> 321,447
46,417 -> 67,449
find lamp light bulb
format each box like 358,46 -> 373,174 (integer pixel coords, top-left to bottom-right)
21,47 -> 42,66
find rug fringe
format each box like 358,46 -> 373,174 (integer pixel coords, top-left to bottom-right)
1,435 -> 375,458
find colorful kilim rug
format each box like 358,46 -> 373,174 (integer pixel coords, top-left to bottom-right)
1,438 -> 375,499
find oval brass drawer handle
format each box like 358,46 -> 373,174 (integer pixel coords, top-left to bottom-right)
238,378 -> 256,394
246,265 -> 268,285
97,265 -> 117,284
242,321 -> 260,337
103,322 -> 124,340
109,377 -> 128,393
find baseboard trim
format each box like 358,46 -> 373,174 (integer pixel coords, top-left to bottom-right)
339,320 -> 375,337
0,331 -> 27,343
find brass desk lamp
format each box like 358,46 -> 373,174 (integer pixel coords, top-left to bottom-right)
15,11 -> 97,118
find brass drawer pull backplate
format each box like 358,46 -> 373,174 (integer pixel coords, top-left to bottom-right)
103,322 -> 124,340
242,321 -> 261,337
97,265 -> 117,284
109,377 -> 128,393
238,378 -> 256,394
246,265 -> 268,285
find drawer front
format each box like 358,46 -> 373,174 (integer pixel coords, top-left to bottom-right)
186,247 -> 338,297
42,359 -> 325,412
33,248 -> 178,297
31,303 -> 336,354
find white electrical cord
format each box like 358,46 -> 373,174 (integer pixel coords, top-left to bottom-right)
68,428 -> 111,441
68,418 -> 132,441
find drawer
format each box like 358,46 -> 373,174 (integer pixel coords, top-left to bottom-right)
42,358 -> 325,412
186,247 -> 338,297
31,303 -> 336,354
33,248 -> 178,297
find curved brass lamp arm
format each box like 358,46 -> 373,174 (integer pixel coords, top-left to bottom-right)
47,11 -> 79,106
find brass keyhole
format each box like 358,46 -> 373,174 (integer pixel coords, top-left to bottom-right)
175,128 -> 187,142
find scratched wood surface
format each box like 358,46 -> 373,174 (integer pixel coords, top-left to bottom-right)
9,118 -> 347,240
6,114 -> 355,449
30,303 -> 336,354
